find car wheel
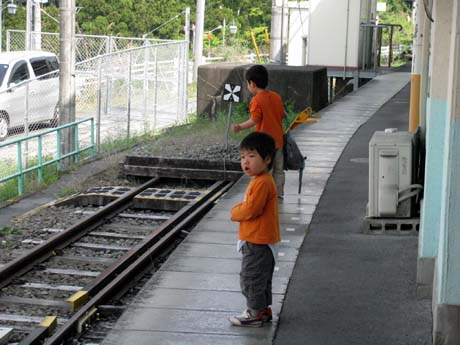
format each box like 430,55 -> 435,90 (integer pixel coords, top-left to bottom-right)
0,115 -> 9,141
50,104 -> 59,128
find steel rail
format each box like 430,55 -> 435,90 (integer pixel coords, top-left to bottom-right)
83,180 -> 228,297
44,180 -> 233,345
0,177 -> 160,289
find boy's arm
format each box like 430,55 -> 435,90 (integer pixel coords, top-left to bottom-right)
232,118 -> 256,133
231,179 -> 269,221
232,99 -> 260,133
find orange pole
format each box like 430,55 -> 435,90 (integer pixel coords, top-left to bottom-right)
409,74 -> 421,132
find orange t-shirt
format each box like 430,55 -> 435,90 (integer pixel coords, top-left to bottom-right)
249,90 -> 285,149
231,173 -> 280,244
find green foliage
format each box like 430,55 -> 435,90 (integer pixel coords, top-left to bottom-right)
0,226 -> 19,236
0,156 -> 63,203
378,0 -> 413,52
3,0 -> 273,48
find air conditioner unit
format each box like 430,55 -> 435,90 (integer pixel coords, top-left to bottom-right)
368,129 -> 421,218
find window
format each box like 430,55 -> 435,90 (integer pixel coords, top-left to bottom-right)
0,64 -> 8,87
31,56 -> 59,80
47,57 -> 59,72
31,58 -> 50,77
8,61 -> 29,87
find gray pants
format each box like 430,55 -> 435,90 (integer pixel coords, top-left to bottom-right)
240,242 -> 275,311
272,147 -> 285,196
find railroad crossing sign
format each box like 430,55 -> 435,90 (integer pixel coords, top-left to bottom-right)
223,83 -> 241,103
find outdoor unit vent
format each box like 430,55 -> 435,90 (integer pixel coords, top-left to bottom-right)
368,129 -> 421,218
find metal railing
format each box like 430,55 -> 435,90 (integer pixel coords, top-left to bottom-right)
0,118 -> 94,195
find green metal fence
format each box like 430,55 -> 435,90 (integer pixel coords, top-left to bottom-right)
0,118 -> 95,195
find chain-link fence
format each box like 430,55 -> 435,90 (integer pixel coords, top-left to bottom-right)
0,36 -> 188,199
6,30 -> 175,62
76,41 -> 189,148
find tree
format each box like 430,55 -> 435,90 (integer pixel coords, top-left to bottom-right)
378,0 -> 413,53
2,0 -> 275,48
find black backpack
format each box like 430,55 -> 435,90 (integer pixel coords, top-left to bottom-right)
283,131 -> 307,193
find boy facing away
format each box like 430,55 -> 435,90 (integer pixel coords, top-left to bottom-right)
232,64 -> 286,197
229,131 -> 281,327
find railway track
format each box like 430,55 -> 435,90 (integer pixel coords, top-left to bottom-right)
0,172 -> 235,344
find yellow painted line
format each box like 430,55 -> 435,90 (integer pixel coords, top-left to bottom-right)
66,290 -> 89,312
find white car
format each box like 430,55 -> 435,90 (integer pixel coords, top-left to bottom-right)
0,51 -> 59,141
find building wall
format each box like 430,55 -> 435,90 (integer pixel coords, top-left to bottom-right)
308,0 -> 363,68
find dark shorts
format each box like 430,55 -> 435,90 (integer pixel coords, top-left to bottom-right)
240,241 -> 275,310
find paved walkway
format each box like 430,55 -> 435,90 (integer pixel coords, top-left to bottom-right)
100,72 -> 431,345
274,78 -> 432,345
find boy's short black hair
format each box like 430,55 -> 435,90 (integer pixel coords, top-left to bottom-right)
240,131 -> 276,170
245,64 -> 268,89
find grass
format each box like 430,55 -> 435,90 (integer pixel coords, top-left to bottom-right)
0,157 -> 64,203
0,226 -> 19,236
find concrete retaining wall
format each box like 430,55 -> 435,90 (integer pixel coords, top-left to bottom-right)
197,63 -> 328,117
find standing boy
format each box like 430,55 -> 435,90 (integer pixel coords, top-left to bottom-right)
229,131 -> 280,327
231,64 -> 286,197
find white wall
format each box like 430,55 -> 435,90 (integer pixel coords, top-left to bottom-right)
308,0 -> 362,68
287,1 -> 309,66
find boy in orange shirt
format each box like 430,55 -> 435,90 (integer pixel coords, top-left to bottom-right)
232,64 -> 286,197
229,131 -> 280,327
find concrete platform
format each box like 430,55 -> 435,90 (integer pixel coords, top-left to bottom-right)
101,72 -> 431,345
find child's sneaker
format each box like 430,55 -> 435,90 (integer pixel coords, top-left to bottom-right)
229,308 -> 264,327
261,307 -> 272,322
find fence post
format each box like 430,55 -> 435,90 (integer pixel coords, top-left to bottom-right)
56,128 -> 61,170
104,36 -> 112,115
96,58 -> 102,152
127,51 -> 132,140
74,123 -> 79,163
176,45 -> 181,122
143,44 -> 150,133
24,82 -> 30,170
17,142 -> 23,195
153,46 -> 158,132
184,8 -> 190,119
90,117 -> 95,158
37,135 -> 42,185
184,41 -> 189,119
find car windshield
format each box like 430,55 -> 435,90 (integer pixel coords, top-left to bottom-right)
0,64 -> 8,87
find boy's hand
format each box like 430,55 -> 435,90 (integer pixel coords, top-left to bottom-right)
232,124 -> 241,133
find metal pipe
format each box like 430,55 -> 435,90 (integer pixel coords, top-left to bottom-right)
344,0 -> 350,78
96,58 -> 102,151
127,52 -> 132,140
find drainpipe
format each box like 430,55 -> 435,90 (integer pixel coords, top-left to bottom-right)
343,0 -> 350,78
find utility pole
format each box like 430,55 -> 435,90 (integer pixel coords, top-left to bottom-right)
25,0 -> 32,50
59,0 -> 76,167
193,0 -> 205,81
33,0 -> 42,50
